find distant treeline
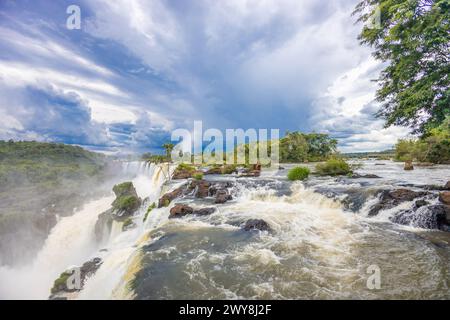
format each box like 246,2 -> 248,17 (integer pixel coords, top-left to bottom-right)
394,118 -> 450,164
142,131 -> 338,164
0,140 -> 108,187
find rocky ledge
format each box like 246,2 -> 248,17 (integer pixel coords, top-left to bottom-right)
95,182 -> 142,243
49,257 -> 102,300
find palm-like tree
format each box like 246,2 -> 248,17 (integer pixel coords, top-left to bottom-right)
162,143 -> 174,159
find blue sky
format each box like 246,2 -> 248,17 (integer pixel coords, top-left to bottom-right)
0,0 -> 410,154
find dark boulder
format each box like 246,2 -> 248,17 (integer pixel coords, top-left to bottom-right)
368,189 -> 428,216
193,207 -> 216,216
158,186 -> 184,208
439,191 -> 450,205
391,205 -> 450,231
349,173 -> 381,179
404,161 -> 414,171
188,179 -> 211,198
169,205 -> 216,219
215,189 -> 232,204
49,257 -> 103,300
415,199 -> 429,208
243,219 -> 271,232
169,204 -> 194,219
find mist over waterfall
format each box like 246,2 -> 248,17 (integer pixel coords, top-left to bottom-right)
0,162 -> 171,299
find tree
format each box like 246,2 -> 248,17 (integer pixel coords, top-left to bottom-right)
162,143 -> 174,159
354,0 -> 450,135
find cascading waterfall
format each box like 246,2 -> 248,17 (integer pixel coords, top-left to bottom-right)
0,161 -> 172,300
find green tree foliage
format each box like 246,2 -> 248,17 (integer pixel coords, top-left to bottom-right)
280,132 -> 338,162
162,143 -> 174,159
354,0 -> 450,134
394,116 -> 450,163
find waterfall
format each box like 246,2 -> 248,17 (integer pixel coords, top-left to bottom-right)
0,161 -> 172,299
77,162 -> 174,299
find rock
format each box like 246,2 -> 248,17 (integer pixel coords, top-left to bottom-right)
215,189 -> 232,204
205,166 -> 223,174
94,209 -> 114,243
439,191 -> 450,205
193,207 -> 216,216
188,179 -> 211,198
415,199 -> 429,208
111,182 -> 142,221
169,205 -> 216,218
243,219 -> 271,232
278,166 -> 285,170
392,205 -> 450,231
349,173 -> 381,179
404,161 -> 414,171
49,257 -> 103,299
158,186 -> 184,208
415,162 -> 434,167
368,188 -> 428,216
172,164 -> 199,179
445,181 -> 450,190
169,204 -> 194,219
122,218 -> 136,231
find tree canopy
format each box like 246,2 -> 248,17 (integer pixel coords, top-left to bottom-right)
354,0 -> 450,135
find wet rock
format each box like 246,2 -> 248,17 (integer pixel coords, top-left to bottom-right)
215,189 -> 232,204
193,207 -> 216,216
439,191 -> 450,205
158,186 -> 185,208
243,219 -> 271,232
49,257 -> 103,300
188,180 -> 211,198
445,181 -> 450,190
169,204 -> 194,219
111,182 -> 142,221
368,188 -> 428,216
392,205 -> 450,231
169,204 -> 216,218
94,209 -> 114,243
415,199 -> 429,208
205,166 -> 223,174
404,161 -> 414,171
349,173 -> 381,179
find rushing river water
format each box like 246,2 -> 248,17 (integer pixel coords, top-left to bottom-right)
1,160 -> 449,299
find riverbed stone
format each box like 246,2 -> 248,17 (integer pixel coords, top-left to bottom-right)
404,161 -> 414,170
169,204 -> 194,219
439,192 -> 450,205
368,188 -> 428,216
243,219 -> 271,232
215,189 -> 232,204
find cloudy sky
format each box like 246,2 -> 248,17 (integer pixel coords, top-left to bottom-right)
0,0 -> 410,154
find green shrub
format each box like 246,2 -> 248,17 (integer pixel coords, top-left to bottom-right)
222,164 -> 237,174
315,158 -> 352,176
192,172 -> 203,180
176,163 -> 196,172
287,166 -> 310,181
113,195 -> 140,211
112,182 -> 134,197
143,202 -> 156,222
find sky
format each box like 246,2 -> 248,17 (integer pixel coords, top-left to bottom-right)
0,0 -> 411,154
